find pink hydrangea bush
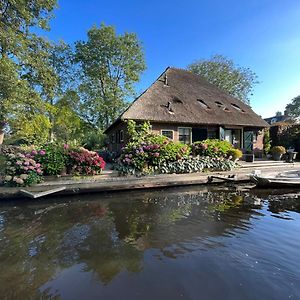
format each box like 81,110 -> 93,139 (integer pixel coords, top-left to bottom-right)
68,148 -> 106,175
3,152 -> 43,187
119,137 -> 190,173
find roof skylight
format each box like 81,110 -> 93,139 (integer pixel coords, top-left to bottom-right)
215,101 -> 223,108
197,99 -> 211,109
231,103 -> 245,113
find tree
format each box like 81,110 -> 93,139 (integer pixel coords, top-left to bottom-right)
75,24 -> 146,130
275,111 -> 283,116
187,54 -> 258,104
285,95 -> 300,122
0,0 -> 58,144
46,41 -> 80,140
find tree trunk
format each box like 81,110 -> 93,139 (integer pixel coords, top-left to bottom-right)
0,129 -> 4,145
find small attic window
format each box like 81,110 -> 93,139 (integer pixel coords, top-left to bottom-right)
231,103 -> 245,113
215,101 -> 224,108
224,107 -> 231,112
172,96 -> 183,104
197,99 -> 210,109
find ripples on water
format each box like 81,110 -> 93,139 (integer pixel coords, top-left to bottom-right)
0,186 -> 300,300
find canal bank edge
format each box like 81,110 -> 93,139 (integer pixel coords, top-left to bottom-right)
0,162 -> 299,199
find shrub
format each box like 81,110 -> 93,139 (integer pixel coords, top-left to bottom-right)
3,152 -> 43,187
68,148 -> 106,175
33,144 -> 68,176
116,156 -> 237,176
227,149 -> 243,161
191,139 -> 233,157
270,146 -> 286,155
263,129 -> 271,154
82,130 -> 106,150
119,136 -> 190,173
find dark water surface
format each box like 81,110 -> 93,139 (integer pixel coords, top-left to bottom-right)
0,186 -> 300,300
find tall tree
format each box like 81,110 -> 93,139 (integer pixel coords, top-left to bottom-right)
75,24 -> 146,129
285,95 -> 300,122
187,54 -> 258,104
0,0 -> 57,144
46,41 -> 80,140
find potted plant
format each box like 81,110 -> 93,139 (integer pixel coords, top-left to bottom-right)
271,146 -> 286,161
245,150 -> 255,162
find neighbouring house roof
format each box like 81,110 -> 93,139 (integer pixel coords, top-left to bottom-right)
105,67 -> 269,133
264,115 -> 289,125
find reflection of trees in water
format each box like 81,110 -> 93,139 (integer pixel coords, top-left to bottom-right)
108,191 -> 259,255
0,201 -> 142,298
267,195 -> 300,214
0,189 -> 299,298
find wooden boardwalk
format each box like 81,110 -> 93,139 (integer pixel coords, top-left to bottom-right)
0,161 -> 299,199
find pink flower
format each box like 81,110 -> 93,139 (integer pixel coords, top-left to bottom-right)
31,150 -> 38,155
16,161 -> 22,165
63,144 -> 69,149
37,169 -> 42,174
39,150 -> 46,155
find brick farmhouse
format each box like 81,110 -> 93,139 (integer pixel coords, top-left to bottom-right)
104,67 -> 269,154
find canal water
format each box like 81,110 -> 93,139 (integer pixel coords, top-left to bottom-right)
0,186 -> 300,300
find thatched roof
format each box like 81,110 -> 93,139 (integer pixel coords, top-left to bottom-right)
105,67 -> 268,133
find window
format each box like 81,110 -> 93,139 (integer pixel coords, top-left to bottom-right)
197,99 -> 211,109
178,127 -> 191,144
207,128 -> 217,139
111,134 -> 115,144
119,130 -> 124,143
215,101 -> 224,107
161,130 -> 174,140
231,103 -> 245,113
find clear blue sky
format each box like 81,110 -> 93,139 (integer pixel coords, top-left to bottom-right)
44,0 -> 300,118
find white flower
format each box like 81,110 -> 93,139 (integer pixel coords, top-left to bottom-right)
20,174 -> 28,180
4,175 -> 12,181
15,178 -> 24,185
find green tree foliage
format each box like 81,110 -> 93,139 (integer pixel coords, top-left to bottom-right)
285,95 -> 300,121
187,54 -> 258,104
0,0 -> 58,143
75,24 -> 146,129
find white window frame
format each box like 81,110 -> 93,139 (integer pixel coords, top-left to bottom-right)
161,129 -> 174,140
178,127 -> 192,144
119,130 -> 124,143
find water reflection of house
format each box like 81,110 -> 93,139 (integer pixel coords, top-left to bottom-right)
105,67 -> 268,154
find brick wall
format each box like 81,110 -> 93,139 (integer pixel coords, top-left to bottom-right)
106,121 -> 265,153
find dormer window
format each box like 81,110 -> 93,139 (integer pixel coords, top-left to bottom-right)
231,103 -> 245,113
215,101 -> 223,108
197,99 -> 210,109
